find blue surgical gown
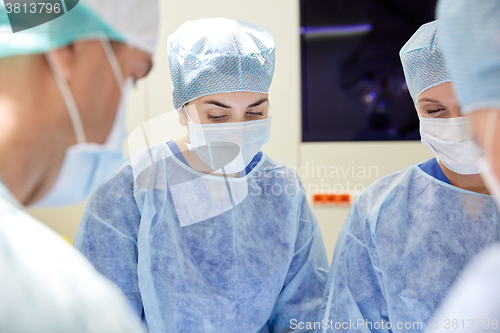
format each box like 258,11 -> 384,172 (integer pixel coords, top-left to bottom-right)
74,141 -> 329,333
318,158 -> 500,333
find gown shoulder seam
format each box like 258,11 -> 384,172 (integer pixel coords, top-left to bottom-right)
85,209 -> 139,247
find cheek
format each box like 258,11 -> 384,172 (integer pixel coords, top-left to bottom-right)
452,106 -> 463,118
81,74 -> 121,142
90,73 -> 119,108
416,109 -> 427,118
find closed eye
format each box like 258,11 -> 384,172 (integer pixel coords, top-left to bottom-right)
247,111 -> 264,116
427,107 -> 446,114
207,114 -> 228,120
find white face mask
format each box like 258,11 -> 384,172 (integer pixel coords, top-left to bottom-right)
419,116 -> 483,175
34,40 -> 130,207
184,107 -> 272,175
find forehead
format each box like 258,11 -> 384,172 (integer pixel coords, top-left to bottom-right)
418,82 -> 455,102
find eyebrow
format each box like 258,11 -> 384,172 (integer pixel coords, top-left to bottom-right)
204,98 -> 269,109
418,98 -> 442,104
204,100 -> 230,108
248,98 -> 269,108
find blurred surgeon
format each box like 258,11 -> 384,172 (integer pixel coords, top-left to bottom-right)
426,2 -> 500,331
317,21 -> 500,333
74,17 -> 329,333
428,244 -> 500,333
0,0 -> 158,332
437,1 -> 500,205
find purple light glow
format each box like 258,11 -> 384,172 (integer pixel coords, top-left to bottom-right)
300,24 -> 373,36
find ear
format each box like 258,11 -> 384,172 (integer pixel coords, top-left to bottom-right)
47,44 -> 76,82
179,107 -> 188,126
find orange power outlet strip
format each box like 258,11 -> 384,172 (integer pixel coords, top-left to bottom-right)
312,193 -> 351,206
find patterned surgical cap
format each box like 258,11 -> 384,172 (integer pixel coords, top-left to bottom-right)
400,20 -> 452,106
168,17 -> 275,110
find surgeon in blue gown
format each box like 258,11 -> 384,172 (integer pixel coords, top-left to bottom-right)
317,21 -> 500,333
74,18 -> 329,333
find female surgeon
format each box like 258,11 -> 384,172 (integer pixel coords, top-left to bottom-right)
318,21 -> 500,332
74,18 -> 329,333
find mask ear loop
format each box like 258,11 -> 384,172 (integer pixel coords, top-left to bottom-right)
101,39 -> 125,89
183,105 -> 194,123
183,105 -> 195,151
101,39 -> 132,148
45,53 -> 86,144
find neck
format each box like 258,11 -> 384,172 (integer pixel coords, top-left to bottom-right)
439,160 -> 490,195
0,55 -> 72,205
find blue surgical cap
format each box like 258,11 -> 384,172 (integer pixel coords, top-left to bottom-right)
168,17 -> 275,110
437,0 -> 500,114
399,21 -> 452,106
0,0 -> 159,58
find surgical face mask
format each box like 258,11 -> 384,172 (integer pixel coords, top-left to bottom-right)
419,116 -> 483,175
184,108 -> 272,174
34,40 -> 130,206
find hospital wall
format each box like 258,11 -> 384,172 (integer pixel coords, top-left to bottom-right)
27,0 -> 433,262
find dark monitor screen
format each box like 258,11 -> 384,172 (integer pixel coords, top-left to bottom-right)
301,0 -> 437,142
